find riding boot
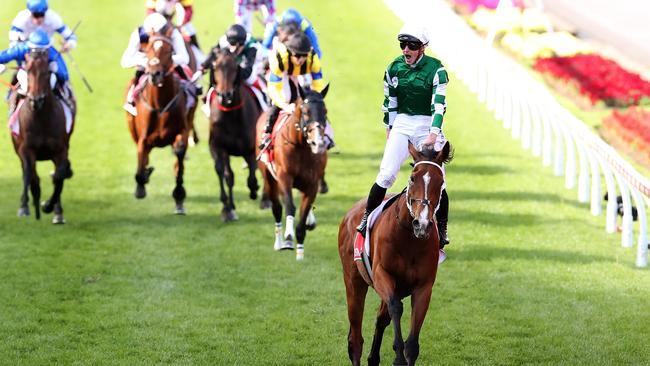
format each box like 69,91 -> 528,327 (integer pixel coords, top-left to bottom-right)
259,105 -> 280,149
190,34 -> 201,50
356,183 -> 387,235
436,189 -> 450,248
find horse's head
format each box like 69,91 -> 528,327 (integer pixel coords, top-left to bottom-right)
212,48 -> 240,107
24,49 -> 50,111
297,83 -> 329,154
405,141 -> 453,240
145,26 -> 174,87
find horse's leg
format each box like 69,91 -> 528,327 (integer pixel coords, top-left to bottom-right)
17,154 -> 33,217
223,154 -> 238,221
42,155 -> 69,224
173,134 -> 187,214
244,153 -> 259,200
344,269 -> 369,366
367,301 -> 391,366
30,165 -> 41,221
134,140 -> 153,199
278,173 -> 296,250
404,286 -> 433,366
264,173 -> 284,250
294,192 -> 316,260
375,273 -> 407,366
214,150 -> 231,221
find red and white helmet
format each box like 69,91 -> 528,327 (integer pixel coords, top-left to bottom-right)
397,23 -> 429,46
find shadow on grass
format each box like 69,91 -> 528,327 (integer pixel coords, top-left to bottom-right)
452,190 -> 589,210
448,164 -> 514,176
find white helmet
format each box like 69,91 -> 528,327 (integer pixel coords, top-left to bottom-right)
155,0 -> 176,16
143,12 -> 168,33
397,23 -> 429,46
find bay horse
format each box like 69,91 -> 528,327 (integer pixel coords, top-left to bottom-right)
338,142 -> 452,366
126,26 -> 190,214
256,82 -> 329,260
11,50 -> 75,224
208,48 -> 261,221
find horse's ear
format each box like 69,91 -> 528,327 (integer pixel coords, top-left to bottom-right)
408,142 -> 421,162
320,83 -> 330,99
435,141 -> 454,165
298,84 -> 306,101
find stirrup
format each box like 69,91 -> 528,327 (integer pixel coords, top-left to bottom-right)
356,212 -> 369,235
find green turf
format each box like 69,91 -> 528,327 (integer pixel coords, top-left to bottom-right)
1,1 -> 649,365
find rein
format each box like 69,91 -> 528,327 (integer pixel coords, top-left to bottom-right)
215,101 -> 243,112
402,161 -> 445,224
139,78 -> 183,114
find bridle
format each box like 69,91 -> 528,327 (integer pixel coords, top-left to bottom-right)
139,35 -> 182,114
405,161 -> 445,222
25,50 -> 49,109
146,35 -> 175,80
214,51 -> 243,112
298,97 -> 326,144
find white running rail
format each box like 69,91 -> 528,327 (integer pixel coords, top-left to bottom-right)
385,0 -> 649,267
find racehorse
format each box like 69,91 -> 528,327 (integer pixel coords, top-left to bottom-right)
338,142 -> 452,366
256,82 -> 329,260
11,50 -> 75,224
126,26 -> 190,214
208,48 -> 261,221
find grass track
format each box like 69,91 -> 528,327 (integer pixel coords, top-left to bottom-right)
1,1 -> 649,364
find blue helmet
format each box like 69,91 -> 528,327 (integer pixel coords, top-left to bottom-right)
27,29 -> 51,49
281,8 -> 303,25
27,0 -> 48,14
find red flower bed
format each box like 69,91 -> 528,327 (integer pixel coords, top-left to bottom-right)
534,54 -> 650,107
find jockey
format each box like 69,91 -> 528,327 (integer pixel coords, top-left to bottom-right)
234,0 -> 276,36
0,30 -> 70,107
199,24 -> 268,112
262,8 -> 322,59
9,0 -> 77,50
146,0 -> 204,63
258,32 -> 325,150
120,12 -> 190,115
356,24 -> 451,249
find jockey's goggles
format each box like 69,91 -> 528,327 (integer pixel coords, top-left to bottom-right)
31,12 -> 45,18
399,41 -> 422,51
293,52 -> 308,59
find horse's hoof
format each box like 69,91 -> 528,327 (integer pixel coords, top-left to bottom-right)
274,239 -> 283,251
305,223 -> 316,231
249,191 -> 258,200
174,205 -> 186,215
259,199 -> 272,210
281,238 -> 294,250
41,200 -> 54,214
17,207 -> 30,217
319,180 -> 329,194
188,135 -> 196,147
296,244 -> 304,261
135,185 -> 146,199
52,214 -> 65,225
220,210 -> 238,222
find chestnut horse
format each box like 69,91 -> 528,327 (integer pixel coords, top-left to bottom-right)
208,48 -> 261,221
338,142 -> 452,366
11,50 -> 75,224
126,27 -> 190,214
256,83 -> 329,260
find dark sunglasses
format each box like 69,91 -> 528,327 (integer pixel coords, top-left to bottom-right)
399,41 -> 422,51
31,12 -> 45,18
293,53 -> 308,58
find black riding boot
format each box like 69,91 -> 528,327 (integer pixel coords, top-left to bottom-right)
190,34 -> 201,50
260,105 -> 281,149
356,183 -> 387,235
436,189 -> 450,248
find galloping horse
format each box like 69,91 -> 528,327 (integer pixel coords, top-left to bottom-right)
11,50 -> 75,224
256,83 -> 329,260
208,48 -> 261,221
338,142 -> 452,366
126,26 -> 190,214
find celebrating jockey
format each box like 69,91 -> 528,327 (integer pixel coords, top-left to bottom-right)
146,0 -> 204,63
0,30 -> 71,109
259,32 -> 325,149
234,0 -> 276,35
9,0 -> 77,51
120,12 -> 190,115
356,23 -> 451,250
261,8 -> 322,59
199,24 -> 268,114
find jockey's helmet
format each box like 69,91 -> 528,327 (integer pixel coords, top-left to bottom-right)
143,12 -> 169,34
286,33 -> 311,56
154,0 -> 176,16
281,8 -> 303,25
397,23 -> 429,46
27,29 -> 51,49
27,0 -> 48,14
226,24 -> 247,46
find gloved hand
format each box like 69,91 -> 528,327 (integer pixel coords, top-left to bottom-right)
60,40 -> 77,53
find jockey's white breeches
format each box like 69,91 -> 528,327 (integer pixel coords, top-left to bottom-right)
376,114 -> 446,189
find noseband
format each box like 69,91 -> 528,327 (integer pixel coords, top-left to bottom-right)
405,161 -> 445,221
